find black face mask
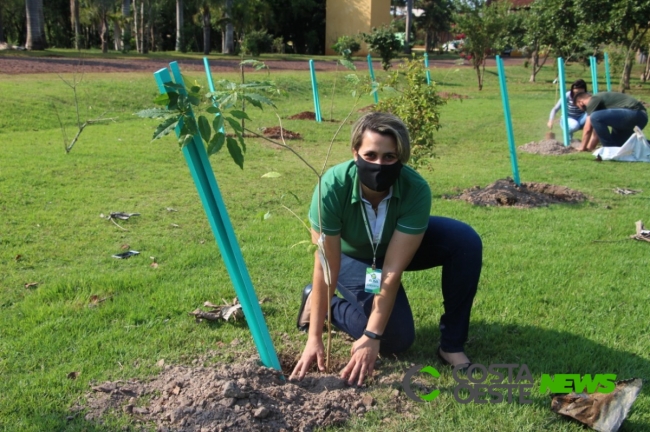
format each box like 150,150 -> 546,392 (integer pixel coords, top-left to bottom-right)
355,156 -> 403,192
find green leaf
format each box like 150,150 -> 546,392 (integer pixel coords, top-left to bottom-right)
182,115 -> 198,136
261,172 -> 281,178
229,110 -> 251,120
339,59 -> 357,71
188,95 -> 200,106
213,115 -> 225,132
198,116 -> 211,143
226,137 -> 244,169
225,116 -> 243,134
135,108 -> 175,119
179,134 -> 194,148
153,93 -> 170,106
152,117 -> 179,141
190,85 -> 201,94
206,106 -> 220,114
243,93 -> 276,108
207,133 -> 225,156
220,93 -> 238,109
238,135 -> 246,153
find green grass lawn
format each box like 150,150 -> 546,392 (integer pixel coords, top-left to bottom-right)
1,54 -> 650,431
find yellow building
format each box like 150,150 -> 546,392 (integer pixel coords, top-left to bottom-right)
325,0 -> 391,56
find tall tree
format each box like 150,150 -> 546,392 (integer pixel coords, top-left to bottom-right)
454,0 -> 513,90
575,0 -> 650,91
416,0 -> 455,53
25,0 -> 46,50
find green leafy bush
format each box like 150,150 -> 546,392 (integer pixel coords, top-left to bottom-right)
375,58 -> 446,168
362,26 -> 402,71
332,35 -> 361,60
242,30 -> 273,57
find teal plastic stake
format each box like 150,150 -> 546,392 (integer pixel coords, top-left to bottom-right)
496,55 -> 521,186
203,57 -> 226,134
152,62 -> 281,372
367,55 -> 379,104
424,53 -> 431,85
557,57 -> 571,147
604,53 -> 612,92
309,59 -> 322,122
590,56 -> 599,94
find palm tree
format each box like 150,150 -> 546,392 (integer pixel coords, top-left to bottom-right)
26,0 -> 46,50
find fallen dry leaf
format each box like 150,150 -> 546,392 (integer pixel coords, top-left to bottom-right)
24,282 -> 39,289
67,371 -> 80,380
150,262 -> 158,269
88,295 -> 112,307
170,223 -> 180,228
15,254 -> 22,261
166,207 -> 177,212
120,244 -> 130,250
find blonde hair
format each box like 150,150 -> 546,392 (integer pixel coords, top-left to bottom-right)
350,112 -> 411,164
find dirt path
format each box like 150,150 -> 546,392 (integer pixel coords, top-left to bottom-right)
0,54 -> 524,74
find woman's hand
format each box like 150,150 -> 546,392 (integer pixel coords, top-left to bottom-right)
290,336 -> 325,380
547,120 -> 553,129
340,336 -> 380,386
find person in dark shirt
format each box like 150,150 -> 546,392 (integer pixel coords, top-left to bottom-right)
574,92 -> 648,151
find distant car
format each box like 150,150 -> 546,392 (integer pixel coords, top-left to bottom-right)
442,40 -> 463,52
501,46 -> 513,56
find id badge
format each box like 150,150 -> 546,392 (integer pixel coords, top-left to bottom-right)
365,268 -> 382,294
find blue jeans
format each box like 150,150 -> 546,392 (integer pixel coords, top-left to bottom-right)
561,113 -> 587,136
590,109 -> 648,147
326,216 -> 482,354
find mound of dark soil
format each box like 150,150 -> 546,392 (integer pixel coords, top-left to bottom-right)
262,126 -> 302,140
446,178 -> 587,208
357,104 -> 376,113
79,355 -> 368,432
438,92 -> 469,100
288,111 -> 317,120
519,139 -> 580,155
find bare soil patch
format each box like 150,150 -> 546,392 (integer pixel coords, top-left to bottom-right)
262,126 -> 302,140
438,91 -> 469,100
446,178 -> 587,208
519,139 -> 581,155
287,111 -> 316,121
80,354 -> 368,432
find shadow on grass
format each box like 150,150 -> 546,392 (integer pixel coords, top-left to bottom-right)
411,321 -> 650,380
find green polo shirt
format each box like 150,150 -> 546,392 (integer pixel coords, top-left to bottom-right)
586,92 -> 646,115
309,160 -> 432,260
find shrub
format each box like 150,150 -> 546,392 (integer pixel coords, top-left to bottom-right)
332,35 -> 361,60
362,26 -> 402,71
272,37 -> 284,54
375,58 -> 446,168
242,30 -> 272,57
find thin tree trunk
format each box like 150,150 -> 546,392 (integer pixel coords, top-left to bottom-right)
70,0 -> 80,49
620,28 -> 648,92
122,0 -> 131,52
133,0 -> 140,52
175,0 -> 184,52
26,0 -> 46,50
404,0 -> 412,54
100,13 -> 109,53
114,20 -> 123,51
643,44 -> 650,82
148,0 -> 154,52
141,0 -> 148,54
202,4 -> 210,55
424,29 -> 432,53
222,0 -> 233,54
0,6 -> 5,43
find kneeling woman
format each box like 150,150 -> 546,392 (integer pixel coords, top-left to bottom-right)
290,113 -> 482,386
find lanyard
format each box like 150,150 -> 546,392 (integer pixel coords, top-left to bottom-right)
360,197 -> 390,270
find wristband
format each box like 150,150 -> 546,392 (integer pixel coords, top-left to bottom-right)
363,330 -> 383,341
